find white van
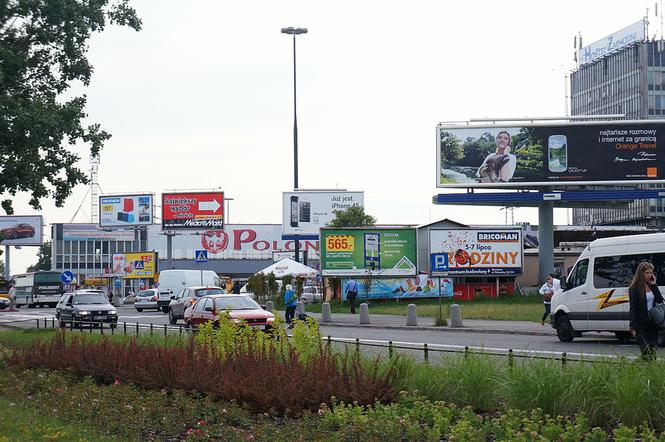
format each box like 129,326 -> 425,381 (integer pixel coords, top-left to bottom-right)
551,233 -> 665,342
157,270 -> 221,313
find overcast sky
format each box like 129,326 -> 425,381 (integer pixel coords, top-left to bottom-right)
4,0 -> 658,273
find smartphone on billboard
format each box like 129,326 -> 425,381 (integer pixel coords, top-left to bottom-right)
299,201 -> 311,223
364,233 -> 380,270
548,135 -> 568,173
290,196 -> 299,227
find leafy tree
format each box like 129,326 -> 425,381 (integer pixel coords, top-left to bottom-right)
0,0 -> 141,214
328,204 -> 376,228
26,240 -> 51,272
247,272 -> 268,303
512,127 -> 545,175
439,131 -> 464,167
460,132 -> 496,166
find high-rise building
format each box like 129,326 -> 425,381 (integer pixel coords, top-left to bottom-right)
570,20 -> 665,227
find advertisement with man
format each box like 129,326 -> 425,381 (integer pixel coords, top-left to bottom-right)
99,194 -> 153,227
0,215 -> 42,246
282,191 -> 364,236
110,252 -> 157,279
320,228 -> 417,276
437,121 -> 665,187
341,276 -> 453,300
430,229 -> 523,276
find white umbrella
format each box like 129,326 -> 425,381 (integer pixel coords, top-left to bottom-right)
256,258 -> 318,278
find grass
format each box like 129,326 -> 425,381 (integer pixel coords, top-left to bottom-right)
304,295 -> 545,322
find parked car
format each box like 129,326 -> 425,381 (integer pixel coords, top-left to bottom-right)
167,286 -> 226,325
184,294 -> 275,331
0,223 -> 35,239
134,288 -> 159,312
0,296 -> 9,310
301,285 -> 323,304
55,290 -> 118,328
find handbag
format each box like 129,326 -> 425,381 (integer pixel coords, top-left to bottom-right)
648,303 -> 665,328
543,292 -> 553,302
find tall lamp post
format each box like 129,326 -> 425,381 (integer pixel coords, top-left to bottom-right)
281,26 -> 307,262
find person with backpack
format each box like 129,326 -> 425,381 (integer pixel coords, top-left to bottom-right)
345,277 -> 358,314
283,284 -> 297,328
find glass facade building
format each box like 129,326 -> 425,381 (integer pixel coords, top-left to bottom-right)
570,40 -> 665,227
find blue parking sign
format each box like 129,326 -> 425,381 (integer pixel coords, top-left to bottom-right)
430,253 -> 449,272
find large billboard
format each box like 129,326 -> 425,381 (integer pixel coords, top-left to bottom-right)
437,121 -> 665,187
579,20 -> 644,66
162,192 -> 224,230
0,216 -> 42,246
429,229 -> 523,276
320,228 -> 417,276
282,191 -> 364,236
341,276 -> 453,300
99,194 -> 153,227
109,252 -> 157,279
147,224 -> 319,260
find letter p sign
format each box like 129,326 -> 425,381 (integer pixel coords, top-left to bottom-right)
430,253 -> 449,272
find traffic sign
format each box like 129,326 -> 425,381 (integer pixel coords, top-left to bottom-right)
60,271 -> 75,284
195,249 -> 208,263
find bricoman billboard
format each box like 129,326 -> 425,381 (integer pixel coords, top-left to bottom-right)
437,121 -> 665,187
430,229 -> 523,276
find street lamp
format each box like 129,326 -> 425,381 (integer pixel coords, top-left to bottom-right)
281,26 -> 307,263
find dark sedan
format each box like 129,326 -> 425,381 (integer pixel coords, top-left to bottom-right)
55,290 -> 118,328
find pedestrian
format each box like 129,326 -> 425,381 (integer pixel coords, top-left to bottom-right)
345,277 -> 358,314
538,274 -> 560,325
284,284 -> 297,328
108,290 -> 114,304
232,281 -> 241,294
8,282 -> 16,311
629,261 -> 663,361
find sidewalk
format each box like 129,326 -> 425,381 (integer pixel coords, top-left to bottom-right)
281,310 -> 557,336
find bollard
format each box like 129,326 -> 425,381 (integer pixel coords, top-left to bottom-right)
359,303 -> 370,324
51,318 -> 55,329
296,300 -> 305,316
123,322 -> 127,335
450,304 -> 463,328
321,302 -> 332,323
179,325 -> 183,336
135,323 -> 139,334
508,349 -> 514,368
406,304 -> 418,326
389,341 -> 394,359
110,323 -> 115,335
44,317 -> 47,328
355,337 -> 360,355
464,345 -> 469,358
327,335 -> 332,352
562,352 -> 567,368
266,300 -> 274,312
150,323 -> 153,336
36,319 -> 39,329
424,343 -> 429,363
100,323 -> 104,335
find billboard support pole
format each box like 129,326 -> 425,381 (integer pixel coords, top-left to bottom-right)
538,189 -> 555,285
166,233 -> 173,270
4,246 -> 9,280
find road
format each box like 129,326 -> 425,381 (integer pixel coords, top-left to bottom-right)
0,305 -> 650,360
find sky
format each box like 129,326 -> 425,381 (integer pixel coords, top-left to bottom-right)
3,0 -> 659,273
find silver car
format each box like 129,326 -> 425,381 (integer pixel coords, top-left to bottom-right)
301,286 -> 323,304
134,288 -> 159,312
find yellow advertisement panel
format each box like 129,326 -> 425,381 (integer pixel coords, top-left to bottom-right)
111,252 -> 156,279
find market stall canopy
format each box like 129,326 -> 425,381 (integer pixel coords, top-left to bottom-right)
257,258 -> 318,278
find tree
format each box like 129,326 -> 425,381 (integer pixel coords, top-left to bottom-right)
27,240 -> 51,272
0,1 -> 141,214
439,131 -> 464,167
328,204 -> 376,228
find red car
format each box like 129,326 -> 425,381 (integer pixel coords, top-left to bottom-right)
1,223 -> 35,240
184,294 -> 275,330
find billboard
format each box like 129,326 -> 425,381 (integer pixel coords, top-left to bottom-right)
429,229 -> 523,276
0,216 -> 42,246
579,20 -> 644,66
437,121 -> 665,187
62,224 -> 135,241
99,194 -> 153,227
147,224 -> 319,260
341,276 -> 453,300
162,192 -> 224,230
320,228 -> 417,276
282,191 -> 364,236
109,252 -> 157,279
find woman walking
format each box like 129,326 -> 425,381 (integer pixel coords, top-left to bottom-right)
629,261 -> 663,361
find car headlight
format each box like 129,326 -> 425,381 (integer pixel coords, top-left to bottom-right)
266,317 -> 275,322
78,311 -> 90,315
109,310 -> 117,315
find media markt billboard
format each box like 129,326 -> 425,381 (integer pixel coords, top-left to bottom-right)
282,191 -> 364,236
162,192 -> 224,230
109,252 -> 157,279
437,120 -> 665,187
99,194 -> 153,227
429,229 -> 523,276
0,215 -> 43,246
320,228 -> 417,276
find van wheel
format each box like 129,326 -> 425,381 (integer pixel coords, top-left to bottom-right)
615,331 -> 633,342
556,314 -> 575,342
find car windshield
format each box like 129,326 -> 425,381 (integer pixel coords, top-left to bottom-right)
73,294 -> 108,304
214,296 -> 261,310
195,288 -> 225,297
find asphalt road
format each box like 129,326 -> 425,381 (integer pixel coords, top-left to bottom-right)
0,304 -> 650,360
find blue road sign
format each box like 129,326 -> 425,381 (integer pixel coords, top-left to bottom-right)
61,271 -> 75,284
430,253 -> 449,272
195,249 -> 208,263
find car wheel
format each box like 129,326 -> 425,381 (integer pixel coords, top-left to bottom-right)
136,308 -> 143,312
168,309 -> 177,325
615,331 -> 633,342
555,314 -> 575,343
161,306 -> 169,314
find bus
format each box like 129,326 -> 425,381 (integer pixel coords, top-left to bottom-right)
14,271 -> 65,308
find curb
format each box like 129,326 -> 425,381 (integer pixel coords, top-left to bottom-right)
317,321 -> 556,336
